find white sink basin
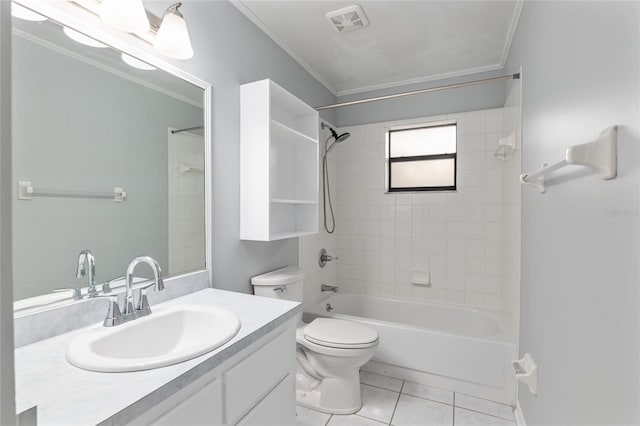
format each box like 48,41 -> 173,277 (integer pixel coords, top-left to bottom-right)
66,304 -> 241,372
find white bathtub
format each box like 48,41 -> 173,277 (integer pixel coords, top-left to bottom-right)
303,294 -> 516,405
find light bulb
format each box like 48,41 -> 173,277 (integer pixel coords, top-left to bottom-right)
99,0 -> 149,34
12,3 -> 47,22
154,3 -> 194,60
121,53 -> 156,71
63,27 -> 108,49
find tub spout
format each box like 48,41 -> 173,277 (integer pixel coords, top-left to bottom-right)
321,284 -> 338,293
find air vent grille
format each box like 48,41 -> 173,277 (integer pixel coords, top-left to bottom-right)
325,5 -> 369,33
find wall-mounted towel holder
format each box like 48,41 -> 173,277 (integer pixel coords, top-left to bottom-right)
179,164 -> 205,175
18,181 -> 127,202
520,126 -> 617,193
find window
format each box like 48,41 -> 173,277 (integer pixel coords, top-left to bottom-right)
386,122 -> 457,192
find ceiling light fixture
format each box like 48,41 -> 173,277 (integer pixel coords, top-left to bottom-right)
99,0 -> 150,34
121,53 -> 157,71
153,2 -> 194,60
63,27 -> 108,49
11,3 -> 47,22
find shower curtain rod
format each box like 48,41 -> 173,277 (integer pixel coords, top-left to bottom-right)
171,125 -> 204,134
315,73 -> 520,111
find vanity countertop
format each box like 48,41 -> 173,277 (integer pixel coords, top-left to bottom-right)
14,288 -> 301,426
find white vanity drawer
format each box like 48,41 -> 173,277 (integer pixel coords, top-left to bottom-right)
236,374 -> 295,426
224,327 -> 295,424
146,374 -> 222,426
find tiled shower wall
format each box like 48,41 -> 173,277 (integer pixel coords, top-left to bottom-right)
298,123 -> 338,308
338,107 -> 521,314
501,80 -> 522,341
168,131 -> 206,275
299,107 -> 521,340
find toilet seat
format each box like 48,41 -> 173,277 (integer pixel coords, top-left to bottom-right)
303,318 -> 379,349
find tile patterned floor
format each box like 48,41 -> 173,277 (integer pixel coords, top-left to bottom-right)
296,371 -> 516,426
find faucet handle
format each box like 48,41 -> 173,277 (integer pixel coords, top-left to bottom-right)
95,294 -> 122,327
53,287 -> 83,300
101,276 -> 125,294
135,281 -> 159,313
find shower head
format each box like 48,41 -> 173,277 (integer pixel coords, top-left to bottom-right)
321,122 -> 351,153
334,131 -> 351,143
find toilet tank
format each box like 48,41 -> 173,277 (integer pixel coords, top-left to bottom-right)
251,266 -> 304,303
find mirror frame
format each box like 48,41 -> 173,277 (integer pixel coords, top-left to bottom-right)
13,0 -> 213,314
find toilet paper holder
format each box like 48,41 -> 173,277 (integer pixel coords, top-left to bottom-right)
512,352 -> 538,396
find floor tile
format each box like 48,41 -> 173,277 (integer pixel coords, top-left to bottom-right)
454,394 -> 514,421
391,394 -> 454,426
401,381 -> 454,405
454,407 -> 515,426
328,414 -> 387,426
360,371 -> 404,392
357,384 -> 400,424
296,405 -> 332,426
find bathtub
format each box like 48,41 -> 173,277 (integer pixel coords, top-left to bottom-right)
303,293 -> 516,405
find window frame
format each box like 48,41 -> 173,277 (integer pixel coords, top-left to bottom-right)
385,121 -> 457,193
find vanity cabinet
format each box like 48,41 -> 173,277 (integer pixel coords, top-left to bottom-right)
240,79 -> 319,241
135,322 -> 297,426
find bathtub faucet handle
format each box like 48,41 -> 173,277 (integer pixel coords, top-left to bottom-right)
319,248 -> 339,268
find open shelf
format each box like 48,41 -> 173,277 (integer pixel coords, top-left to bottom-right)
270,119 -> 318,145
268,230 -> 318,241
269,203 -> 318,240
240,79 -> 319,241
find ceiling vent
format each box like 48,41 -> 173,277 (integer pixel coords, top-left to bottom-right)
325,5 -> 369,33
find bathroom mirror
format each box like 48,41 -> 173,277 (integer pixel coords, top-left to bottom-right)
12,9 -> 207,310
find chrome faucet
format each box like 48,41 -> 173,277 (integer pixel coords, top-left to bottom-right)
76,249 -> 97,297
102,256 -> 165,327
321,284 -> 338,293
124,256 -> 165,316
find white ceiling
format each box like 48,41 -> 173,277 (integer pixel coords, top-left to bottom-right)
233,1 -> 523,96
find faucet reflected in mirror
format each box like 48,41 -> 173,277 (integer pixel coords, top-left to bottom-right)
75,249 -> 97,298
12,11 -> 206,310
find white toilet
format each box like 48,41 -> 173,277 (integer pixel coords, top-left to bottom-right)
251,267 -> 379,414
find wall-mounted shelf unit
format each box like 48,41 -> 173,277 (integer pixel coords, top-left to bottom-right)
520,126 -> 617,193
240,79 -> 319,241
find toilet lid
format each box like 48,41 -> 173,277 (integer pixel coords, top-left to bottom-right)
304,318 -> 379,349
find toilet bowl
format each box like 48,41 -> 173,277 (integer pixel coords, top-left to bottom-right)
251,267 -> 379,414
296,318 -> 378,413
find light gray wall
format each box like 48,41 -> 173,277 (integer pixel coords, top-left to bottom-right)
505,2 -> 639,424
13,37 -> 203,300
143,1 -> 336,293
335,70 -> 507,127
0,2 -> 16,423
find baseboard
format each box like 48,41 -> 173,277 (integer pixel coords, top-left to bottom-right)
514,400 -> 527,426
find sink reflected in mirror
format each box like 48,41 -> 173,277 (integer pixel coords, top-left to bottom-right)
66,305 -> 240,372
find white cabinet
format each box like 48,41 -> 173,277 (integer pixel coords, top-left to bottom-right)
151,376 -> 223,426
134,322 -> 297,426
236,375 -> 295,426
240,79 -> 319,241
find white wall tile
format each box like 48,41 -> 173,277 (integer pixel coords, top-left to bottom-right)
300,108 -> 521,324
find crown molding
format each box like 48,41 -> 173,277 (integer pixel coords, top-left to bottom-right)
233,0 -> 524,99
230,0 -> 339,96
